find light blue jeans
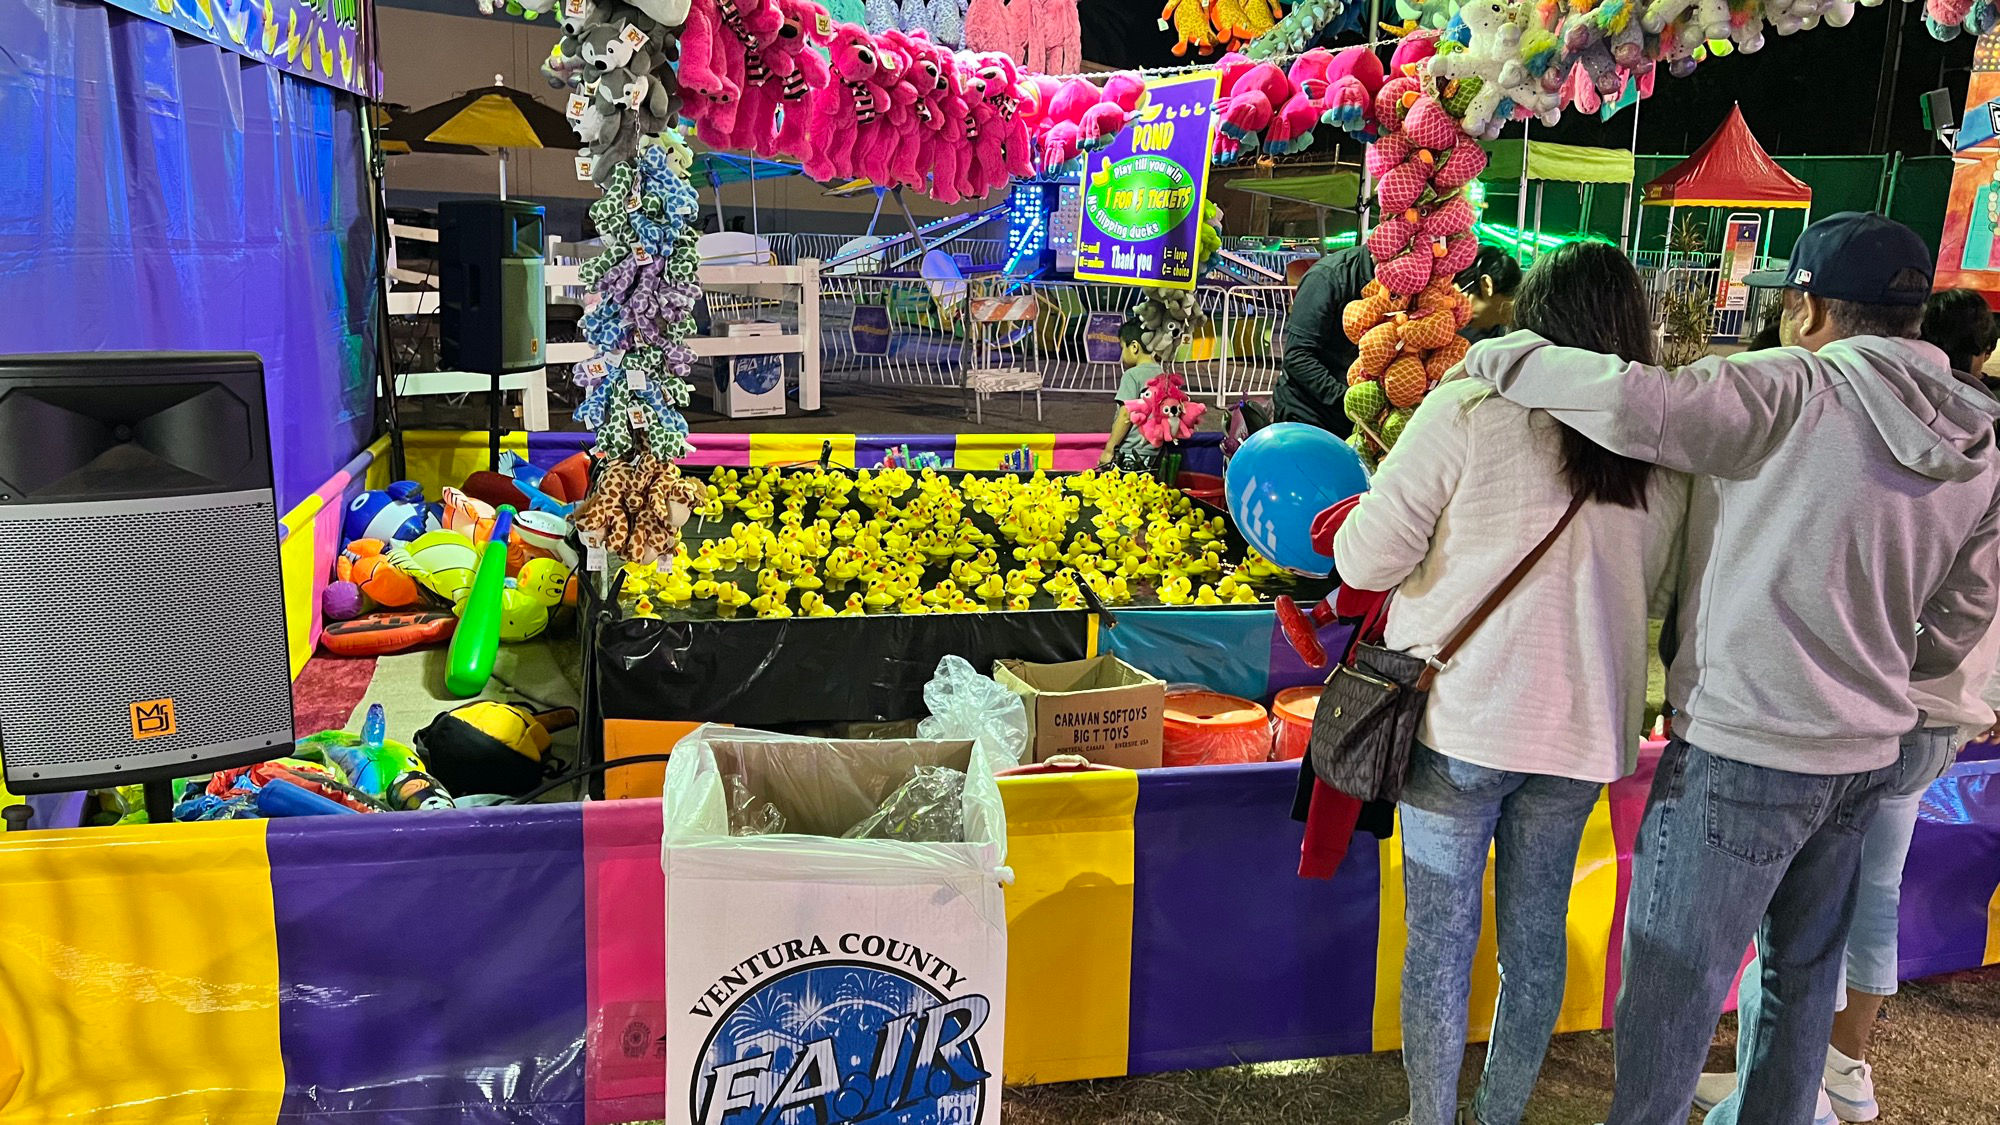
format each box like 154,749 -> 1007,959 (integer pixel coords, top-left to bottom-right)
1398,744 -> 1604,1125
1843,726 -> 1959,997
1605,739 -> 1898,1125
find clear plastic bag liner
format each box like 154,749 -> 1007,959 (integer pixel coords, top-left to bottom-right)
843,766 -> 967,841
725,774 -> 786,835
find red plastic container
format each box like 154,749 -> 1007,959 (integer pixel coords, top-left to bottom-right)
1175,471 -> 1225,506
1272,686 -> 1322,761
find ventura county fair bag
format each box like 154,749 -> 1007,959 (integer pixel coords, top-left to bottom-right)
661,657 -> 1027,1125
1310,491 -> 1586,803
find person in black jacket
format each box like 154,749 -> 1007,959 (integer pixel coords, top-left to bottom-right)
1275,242 -> 1522,434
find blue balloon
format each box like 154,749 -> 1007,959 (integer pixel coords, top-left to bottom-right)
1224,423 -> 1371,577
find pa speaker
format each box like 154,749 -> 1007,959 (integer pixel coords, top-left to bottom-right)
0,352 -> 294,793
1922,88 -> 1957,136
439,200 -> 548,374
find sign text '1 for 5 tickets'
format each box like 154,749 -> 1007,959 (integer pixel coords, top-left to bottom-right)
1074,72 -> 1220,290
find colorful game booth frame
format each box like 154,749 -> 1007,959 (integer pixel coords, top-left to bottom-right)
2,428 -> 1999,1125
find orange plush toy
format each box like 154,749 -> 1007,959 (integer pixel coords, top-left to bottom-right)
323,539 -> 423,623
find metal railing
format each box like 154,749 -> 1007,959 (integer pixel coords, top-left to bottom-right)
767,232 -> 1010,271
816,272 -> 972,387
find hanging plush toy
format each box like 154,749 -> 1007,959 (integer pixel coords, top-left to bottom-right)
1161,0 -> 1221,55
1125,372 -> 1209,447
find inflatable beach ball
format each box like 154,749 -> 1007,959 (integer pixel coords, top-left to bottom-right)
1224,423 -> 1370,577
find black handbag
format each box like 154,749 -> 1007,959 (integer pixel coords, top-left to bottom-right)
1309,491 -> 1586,803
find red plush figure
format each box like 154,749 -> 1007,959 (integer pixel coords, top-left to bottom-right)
1320,43 -> 1385,136
1215,60 -> 1291,148
803,24 -> 887,181
769,0 -> 833,158
969,53 -> 1036,181
1037,77 -> 1101,168
1265,49 -> 1333,154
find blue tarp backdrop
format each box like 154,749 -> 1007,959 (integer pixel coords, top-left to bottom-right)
0,0 -> 378,512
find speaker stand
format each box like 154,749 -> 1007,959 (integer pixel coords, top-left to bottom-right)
144,780 -> 176,826
489,367 -> 503,474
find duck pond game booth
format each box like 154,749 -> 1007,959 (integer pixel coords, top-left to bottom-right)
8,0 -> 2000,1119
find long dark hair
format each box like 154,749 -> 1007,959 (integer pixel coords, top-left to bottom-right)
1512,241 -> 1658,509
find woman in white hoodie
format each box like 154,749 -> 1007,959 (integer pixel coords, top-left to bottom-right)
1331,242 -> 1687,1125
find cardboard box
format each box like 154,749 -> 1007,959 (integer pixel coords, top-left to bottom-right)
992,656 -> 1165,769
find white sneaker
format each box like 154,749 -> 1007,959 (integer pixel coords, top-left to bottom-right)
1823,1046 -> 1879,1122
1692,1070 -> 1738,1111
1691,1071 -> 1836,1124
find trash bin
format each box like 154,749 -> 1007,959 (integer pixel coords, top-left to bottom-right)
662,656 -> 1026,1125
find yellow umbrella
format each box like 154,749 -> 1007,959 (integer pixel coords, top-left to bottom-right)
385,77 -> 580,198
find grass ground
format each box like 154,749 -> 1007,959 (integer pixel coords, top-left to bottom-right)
1005,967 -> 2000,1124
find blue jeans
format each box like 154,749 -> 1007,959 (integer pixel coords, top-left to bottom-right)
1399,744 -> 1604,1125
1607,739 -> 1898,1125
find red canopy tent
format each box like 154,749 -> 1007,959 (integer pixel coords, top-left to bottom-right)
1637,104 -> 1812,253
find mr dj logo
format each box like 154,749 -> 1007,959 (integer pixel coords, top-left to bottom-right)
691,943 -> 992,1125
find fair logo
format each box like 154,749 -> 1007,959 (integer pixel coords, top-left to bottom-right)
692,958 -> 991,1125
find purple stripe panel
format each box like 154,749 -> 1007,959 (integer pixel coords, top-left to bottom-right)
269,804 -> 588,1125
1897,760 -> 2000,979
856,433 -> 956,468
1128,761 -> 1380,1074
526,431 -> 595,469
1266,617 -> 1352,696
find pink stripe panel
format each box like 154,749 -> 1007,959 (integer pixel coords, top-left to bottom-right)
680,434 -> 752,467
582,800 -> 668,1125
1050,433 -> 1110,471
307,473 -> 350,648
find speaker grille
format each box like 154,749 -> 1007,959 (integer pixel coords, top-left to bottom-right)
0,496 -> 293,786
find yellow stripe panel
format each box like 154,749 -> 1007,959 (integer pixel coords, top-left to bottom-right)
999,770 -> 1137,1084
0,822 -> 285,1125
399,430 -> 531,495
360,434 -> 396,491
279,495 -> 325,677
750,434 -> 855,468
1985,879 -> 2000,965
1086,614 -> 1100,657
955,434 -> 1055,471
1372,792 -> 1619,1051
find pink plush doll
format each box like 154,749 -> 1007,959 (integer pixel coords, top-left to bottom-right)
1038,77 -> 1102,169
1215,60 -> 1290,146
1078,72 -> 1147,149
895,35 -> 964,193
770,1 -> 833,158
707,0 -> 820,154
859,34 -> 922,185
969,53 -> 1037,181
876,30 -> 938,187
1124,372 -> 1207,447
1319,44 -> 1385,137
1262,49 -> 1332,155
677,0 -> 738,104
803,24 -> 891,182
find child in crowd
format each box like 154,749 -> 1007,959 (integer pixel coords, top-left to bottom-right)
1098,316 -> 1164,472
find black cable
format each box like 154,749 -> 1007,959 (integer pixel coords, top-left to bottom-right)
507,754 -> 676,806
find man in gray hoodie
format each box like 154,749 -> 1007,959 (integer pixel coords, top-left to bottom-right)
1463,213 -> 2000,1125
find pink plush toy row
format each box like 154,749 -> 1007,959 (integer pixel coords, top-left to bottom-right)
676,0 -> 1150,202
1211,44 -> 1384,162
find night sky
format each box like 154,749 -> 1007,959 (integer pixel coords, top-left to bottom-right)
1079,0 -> 1979,157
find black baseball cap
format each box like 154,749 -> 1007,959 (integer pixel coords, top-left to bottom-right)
1741,211 -> 1934,307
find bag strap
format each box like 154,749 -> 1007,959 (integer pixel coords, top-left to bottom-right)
1416,489 -> 1588,691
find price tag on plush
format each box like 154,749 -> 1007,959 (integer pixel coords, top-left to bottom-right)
574,155 -> 595,181
566,93 -> 589,120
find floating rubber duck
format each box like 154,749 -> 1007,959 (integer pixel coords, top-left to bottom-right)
1230,583 -> 1260,604
792,562 -> 823,591
949,558 -> 981,586
1158,574 -> 1194,605
839,592 -> 867,616
631,595 -> 660,619
898,592 -> 930,615
658,571 -> 696,605
1107,575 -> 1132,603
799,592 -> 836,617
1007,593 -> 1033,612
1056,588 -> 1084,610
974,573 -> 1006,601
862,581 -> 896,611
1193,584 -> 1222,605
755,567 -> 787,596
1004,570 -> 1038,600
921,580 -> 959,608
750,592 -> 793,618
825,549 -> 865,586
687,543 -> 723,574
1239,549 -> 1285,582
712,582 -> 750,616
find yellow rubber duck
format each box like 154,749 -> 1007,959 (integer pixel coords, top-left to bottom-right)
800,592 -> 837,617
831,512 -> 861,542
974,574 -> 1006,601
1056,588 -> 1084,610
949,558 -> 982,586
1158,574 -> 1194,605
792,562 -> 823,591
631,595 -> 660,619
825,549 -> 864,586
686,543 -> 723,573
712,582 -> 751,616
755,567 -> 787,596
1240,549 -> 1285,581
738,495 -> 775,522
1107,575 -> 1132,603
861,581 -> 896,611
1230,583 -> 1261,604
1004,570 -> 1038,600
898,592 -> 930,615
837,592 -> 867,615
1007,594 -> 1032,611
1193,584 -> 1223,606
711,537 -> 741,570
921,580 -> 959,608
658,571 -> 696,605
750,592 -> 793,618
